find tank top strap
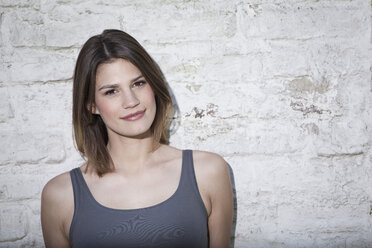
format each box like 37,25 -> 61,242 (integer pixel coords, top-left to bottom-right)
70,167 -> 93,208
180,150 -> 208,215
69,167 -> 91,243
70,168 -> 81,210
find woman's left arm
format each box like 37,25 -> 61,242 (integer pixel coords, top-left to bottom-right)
194,151 -> 234,248
207,155 -> 234,248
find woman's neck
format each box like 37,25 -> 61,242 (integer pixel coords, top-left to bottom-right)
106,130 -> 160,174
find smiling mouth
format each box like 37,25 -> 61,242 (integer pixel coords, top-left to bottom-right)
121,110 -> 145,121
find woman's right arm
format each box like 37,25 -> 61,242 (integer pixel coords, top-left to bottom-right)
41,172 -> 73,248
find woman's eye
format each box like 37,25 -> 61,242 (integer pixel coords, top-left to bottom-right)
133,80 -> 146,87
104,89 -> 117,95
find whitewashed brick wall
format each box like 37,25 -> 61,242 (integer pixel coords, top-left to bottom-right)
0,0 -> 371,247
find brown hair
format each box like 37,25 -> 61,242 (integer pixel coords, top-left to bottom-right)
72,29 -> 173,176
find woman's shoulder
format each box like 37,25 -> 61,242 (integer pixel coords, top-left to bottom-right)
192,150 -> 228,174
190,150 -> 232,216
41,170 -> 74,205
191,150 -> 230,194
160,145 -> 229,177
41,170 -> 75,243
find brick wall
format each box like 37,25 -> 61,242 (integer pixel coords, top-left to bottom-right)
0,0 -> 371,247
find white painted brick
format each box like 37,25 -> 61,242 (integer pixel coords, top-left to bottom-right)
44,16 -> 120,47
2,10 -> 45,47
0,87 -> 14,122
120,1 -> 237,42
336,73 -> 371,115
0,62 -> 10,84
226,154 -> 372,246
0,0 -> 371,247
179,118 -> 308,155
0,176 -> 42,200
7,49 -> 75,83
0,0 -> 40,8
6,83 -> 72,128
237,1 -> 369,40
0,204 -> 28,242
0,131 -> 65,165
314,115 -> 369,156
199,55 -> 264,82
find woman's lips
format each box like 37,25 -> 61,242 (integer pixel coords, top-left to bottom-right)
121,110 -> 145,121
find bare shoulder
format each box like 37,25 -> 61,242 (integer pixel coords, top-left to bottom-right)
192,150 -> 229,177
193,151 -> 233,247
41,171 -> 74,224
42,171 -> 73,202
41,171 -> 74,245
191,150 -> 232,217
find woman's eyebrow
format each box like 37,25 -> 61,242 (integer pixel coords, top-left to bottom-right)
131,74 -> 144,82
98,75 -> 144,91
98,83 -> 119,91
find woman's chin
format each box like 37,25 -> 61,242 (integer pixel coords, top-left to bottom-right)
128,130 -> 153,140
110,128 -> 153,140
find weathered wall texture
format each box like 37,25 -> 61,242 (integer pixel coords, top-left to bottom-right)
0,0 -> 371,247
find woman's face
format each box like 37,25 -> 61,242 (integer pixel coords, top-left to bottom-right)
93,58 -> 156,139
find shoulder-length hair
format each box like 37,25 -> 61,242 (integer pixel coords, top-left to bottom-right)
72,29 -> 173,176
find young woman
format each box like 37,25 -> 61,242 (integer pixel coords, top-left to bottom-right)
41,29 -> 233,248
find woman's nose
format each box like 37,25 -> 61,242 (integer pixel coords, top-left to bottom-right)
121,90 -> 140,109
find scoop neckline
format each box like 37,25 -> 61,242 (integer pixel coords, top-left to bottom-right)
75,150 -> 185,212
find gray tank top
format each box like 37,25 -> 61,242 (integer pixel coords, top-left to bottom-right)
69,150 -> 208,248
